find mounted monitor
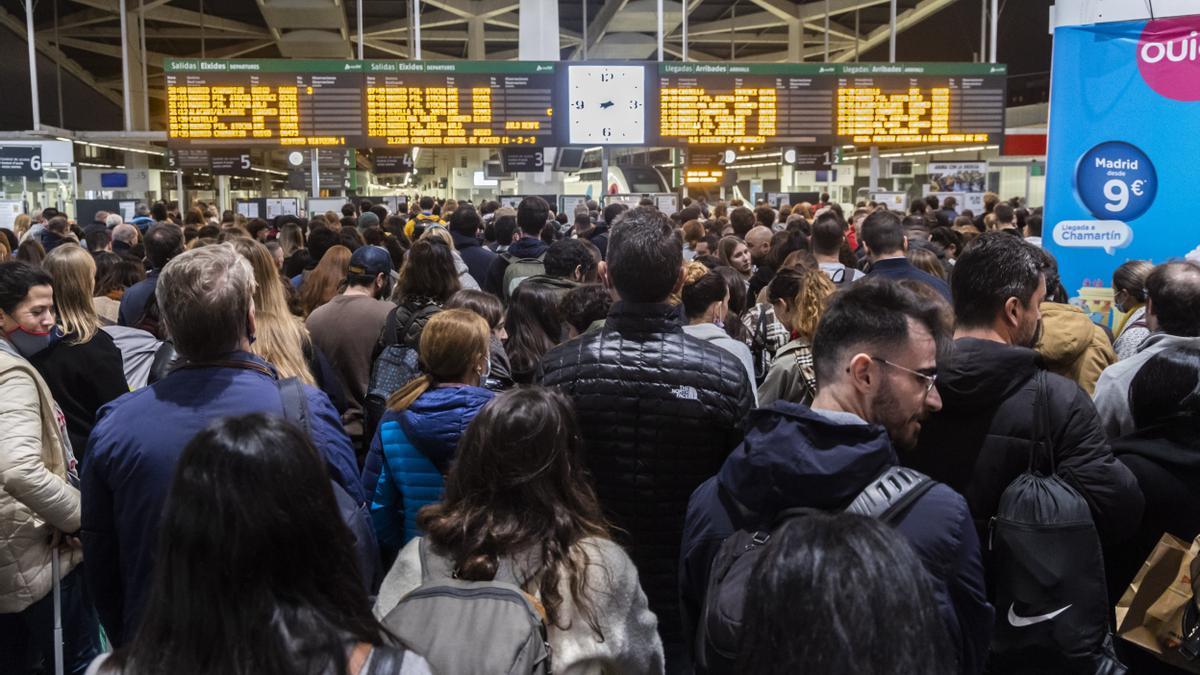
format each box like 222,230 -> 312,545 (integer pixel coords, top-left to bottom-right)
553,147 -> 585,172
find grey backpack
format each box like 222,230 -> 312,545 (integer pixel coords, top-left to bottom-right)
382,538 -> 552,674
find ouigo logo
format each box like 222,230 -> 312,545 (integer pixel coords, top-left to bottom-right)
1137,15 -> 1200,101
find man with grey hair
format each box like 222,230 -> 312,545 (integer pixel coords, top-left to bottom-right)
104,213 -> 123,229
81,243 -> 364,646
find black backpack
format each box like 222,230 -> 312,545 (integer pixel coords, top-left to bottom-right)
364,302 -> 441,446
696,465 -> 936,674
986,371 -> 1126,674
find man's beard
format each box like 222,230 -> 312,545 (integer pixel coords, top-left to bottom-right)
872,377 -> 924,452
1020,318 -> 1043,349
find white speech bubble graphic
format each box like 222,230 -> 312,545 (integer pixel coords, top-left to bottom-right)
1052,220 -> 1133,255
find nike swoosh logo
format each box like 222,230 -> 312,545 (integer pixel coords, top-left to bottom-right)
1007,603 -> 1072,627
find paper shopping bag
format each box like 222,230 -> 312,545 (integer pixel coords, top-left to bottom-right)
1115,533 -> 1200,673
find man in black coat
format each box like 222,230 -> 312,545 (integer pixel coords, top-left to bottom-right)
682,279 -> 993,674
905,231 -> 1142,551
540,206 -> 754,671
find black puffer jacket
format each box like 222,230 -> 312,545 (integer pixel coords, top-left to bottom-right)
905,338 -> 1143,548
539,301 -> 753,658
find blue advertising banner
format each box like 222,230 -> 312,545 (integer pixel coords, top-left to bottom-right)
1044,15 -> 1200,326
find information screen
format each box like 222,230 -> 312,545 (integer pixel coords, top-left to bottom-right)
654,62 -> 1006,146
363,61 -> 557,147
165,60 -> 364,147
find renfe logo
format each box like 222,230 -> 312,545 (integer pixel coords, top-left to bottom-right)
1138,15 -> 1200,101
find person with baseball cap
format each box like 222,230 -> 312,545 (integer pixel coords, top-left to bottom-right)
306,245 -> 396,450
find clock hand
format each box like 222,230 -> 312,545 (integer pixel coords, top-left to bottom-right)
599,101 -> 615,109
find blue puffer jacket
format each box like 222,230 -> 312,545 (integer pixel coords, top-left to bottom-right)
366,386 -> 494,552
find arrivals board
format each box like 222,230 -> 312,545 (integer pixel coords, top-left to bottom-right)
362,61 -> 557,147
165,60 -> 364,147
653,62 -> 1007,147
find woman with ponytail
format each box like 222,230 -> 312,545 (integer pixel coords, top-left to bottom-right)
365,309 -> 494,557
757,258 -> 835,407
680,261 -> 758,405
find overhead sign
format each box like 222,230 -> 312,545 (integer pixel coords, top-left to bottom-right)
0,147 -> 42,179
373,151 -> 415,174
785,147 -> 835,170
500,148 -> 545,173
164,59 -> 1005,150
656,62 -> 1006,146
168,149 -> 210,169
1044,14 -> 1200,326
210,151 -> 255,176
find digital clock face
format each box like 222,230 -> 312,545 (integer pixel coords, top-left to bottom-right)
567,65 -> 646,145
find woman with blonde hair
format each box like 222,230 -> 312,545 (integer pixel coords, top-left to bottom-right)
363,309 -> 495,555
13,213 -> 33,242
757,264 -> 835,406
34,246 -> 129,456
229,239 -> 346,413
299,244 -> 352,315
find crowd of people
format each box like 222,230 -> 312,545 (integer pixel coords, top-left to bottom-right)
0,188 -> 1195,674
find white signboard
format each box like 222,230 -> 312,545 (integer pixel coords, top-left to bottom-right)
266,198 -> 299,220
870,192 -> 908,210
0,200 -> 23,231
927,162 -> 988,193
236,201 -> 260,219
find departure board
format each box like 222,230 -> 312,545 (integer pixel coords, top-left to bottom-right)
362,61 -> 557,147
655,62 -> 1006,147
165,60 -> 364,147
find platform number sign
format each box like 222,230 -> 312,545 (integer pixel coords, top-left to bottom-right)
0,147 -> 43,179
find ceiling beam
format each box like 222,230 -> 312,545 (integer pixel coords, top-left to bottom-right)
365,10 -> 464,35
421,0 -> 477,20
568,0 -> 630,59
40,8 -> 114,32
831,0 -> 956,62
477,0 -> 520,19
683,10 -> 780,36
56,35 -> 168,67
0,6 -> 122,107
797,0 -> 890,21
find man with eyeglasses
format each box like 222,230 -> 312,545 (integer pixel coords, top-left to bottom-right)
905,231 -> 1142,554
680,277 -> 993,675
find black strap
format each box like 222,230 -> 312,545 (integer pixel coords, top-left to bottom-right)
1028,370 -> 1056,476
391,302 -> 437,348
277,376 -> 312,439
381,307 -> 401,348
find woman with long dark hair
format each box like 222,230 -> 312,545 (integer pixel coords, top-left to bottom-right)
736,513 -> 954,675
382,238 -> 461,349
88,414 -> 430,675
503,282 -> 564,384
376,387 -> 663,674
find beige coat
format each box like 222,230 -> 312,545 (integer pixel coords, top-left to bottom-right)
1035,302 -> 1117,396
0,346 -> 82,613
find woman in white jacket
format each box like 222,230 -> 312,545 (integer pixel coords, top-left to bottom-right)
375,386 -> 664,675
0,260 -> 100,672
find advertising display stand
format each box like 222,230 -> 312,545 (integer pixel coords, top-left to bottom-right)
1044,14 -> 1200,325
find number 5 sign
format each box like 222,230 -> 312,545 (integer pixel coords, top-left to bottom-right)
0,147 -> 44,179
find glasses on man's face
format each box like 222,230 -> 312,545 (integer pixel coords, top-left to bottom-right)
871,356 -> 938,396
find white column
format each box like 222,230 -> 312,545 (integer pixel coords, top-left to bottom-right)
989,0 -> 998,62
24,0 -> 39,131
656,0 -> 664,61
889,0 -> 897,62
357,0 -> 365,59
119,0 -> 131,131
869,145 -> 880,192
412,0 -> 422,59
468,18 -> 485,59
519,0 -> 560,60
788,21 -> 803,62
